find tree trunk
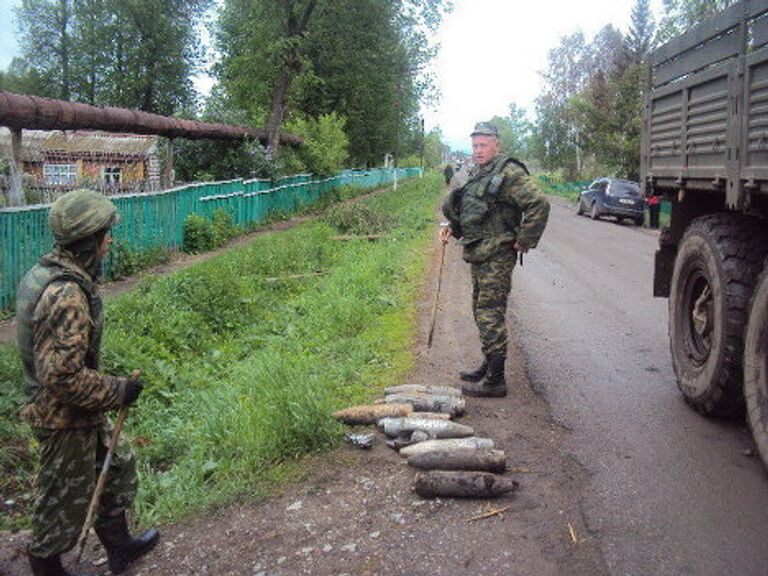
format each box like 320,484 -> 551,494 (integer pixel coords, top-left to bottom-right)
265,70 -> 295,156
9,128 -> 25,207
59,0 -> 71,100
264,0 -> 318,157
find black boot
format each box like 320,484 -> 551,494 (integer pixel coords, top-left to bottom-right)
28,553 -> 96,576
95,513 -> 160,575
459,358 -> 487,382
461,354 -> 507,397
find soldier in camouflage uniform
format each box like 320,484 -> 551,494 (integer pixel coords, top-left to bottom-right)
441,122 -> 549,397
16,190 -> 159,576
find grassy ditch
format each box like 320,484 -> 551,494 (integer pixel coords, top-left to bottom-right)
0,173 -> 442,529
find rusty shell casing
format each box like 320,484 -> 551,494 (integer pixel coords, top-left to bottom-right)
384,384 -> 463,398
399,437 -> 495,458
333,403 -> 413,425
413,471 -> 519,499
407,448 -> 507,473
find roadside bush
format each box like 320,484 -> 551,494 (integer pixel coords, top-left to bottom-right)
211,209 -> 240,247
322,203 -> 394,235
182,214 -> 215,253
284,113 -> 350,176
106,242 -> 171,281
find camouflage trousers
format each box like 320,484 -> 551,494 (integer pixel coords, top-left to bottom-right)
471,255 -> 516,358
28,423 -> 137,558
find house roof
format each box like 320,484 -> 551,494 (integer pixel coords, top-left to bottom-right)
0,128 -> 48,162
0,128 -> 157,162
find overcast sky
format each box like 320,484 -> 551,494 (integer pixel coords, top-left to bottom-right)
0,0 -> 663,151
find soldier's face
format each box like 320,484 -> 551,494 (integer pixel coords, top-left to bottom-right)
471,136 -> 500,166
97,230 -> 113,259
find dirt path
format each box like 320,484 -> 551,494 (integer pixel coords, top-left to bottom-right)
1,218 -> 608,575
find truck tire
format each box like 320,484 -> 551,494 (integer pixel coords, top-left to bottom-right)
590,202 -> 600,220
745,262 -> 768,467
669,214 -> 768,417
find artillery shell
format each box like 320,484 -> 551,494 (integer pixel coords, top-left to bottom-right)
333,403 -> 413,425
407,448 -> 507,473
384,393 -> 465,416
384,384 -> 462,398
413,471 -> 519,499
411,412 -> 451,420
378,417 -> 474,439
399,437 -> 495,457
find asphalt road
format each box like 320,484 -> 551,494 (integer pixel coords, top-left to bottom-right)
511,200 -> 768,576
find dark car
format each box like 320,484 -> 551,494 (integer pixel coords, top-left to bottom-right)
576,178 -> 645,225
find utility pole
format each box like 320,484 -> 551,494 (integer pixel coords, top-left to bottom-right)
420,118 -> 425,178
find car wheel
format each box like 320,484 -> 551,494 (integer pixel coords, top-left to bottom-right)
634,216 -> 644,226
669,214 -> 768,417
576,199 -> 584,215
590,202 -> 600,220
745,261 -> 768,470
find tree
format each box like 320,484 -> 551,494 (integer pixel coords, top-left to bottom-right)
14,0 -> 211,113
217,0 -> 450,165
15,0 -> 74,99
658,0 -> 736,41
626,0 -> 656,65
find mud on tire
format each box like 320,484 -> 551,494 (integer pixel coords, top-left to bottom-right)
745,260 -> 768,468
669,213 -> 768,417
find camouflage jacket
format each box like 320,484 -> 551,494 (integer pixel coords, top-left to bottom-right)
443,155 -> 550,263
16,249 -> 127,429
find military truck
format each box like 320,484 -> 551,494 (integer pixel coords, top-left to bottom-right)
642,0 -> 768,467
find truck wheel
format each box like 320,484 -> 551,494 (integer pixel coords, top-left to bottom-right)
669,214 -> 768,417
590,202 -> 600,220
745,262 -> 768,467
576,200 -> 584,215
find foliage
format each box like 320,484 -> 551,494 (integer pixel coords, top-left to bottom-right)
182,209 -> 241,254
657,0 -> 735,41
484,104 -> 534,162
182,214 -> 216,253
217,0 -> 451,166
322,202 -> 394,235
0,172 -> 441,527
283,113 -> 350,176
423,128 -> 448,170
106,243 -> 172,281
530,0 -> 657,181
13,0 -> 212,113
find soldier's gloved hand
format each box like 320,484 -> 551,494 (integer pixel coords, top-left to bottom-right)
123,379 -> 145,406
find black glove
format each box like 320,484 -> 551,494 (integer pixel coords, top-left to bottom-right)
123,379 -> 145,406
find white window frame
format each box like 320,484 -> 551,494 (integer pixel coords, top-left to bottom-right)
43,163 -> 77,186
103,166 -> 122,186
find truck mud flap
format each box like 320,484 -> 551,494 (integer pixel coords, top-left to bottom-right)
654,245 -> 676,298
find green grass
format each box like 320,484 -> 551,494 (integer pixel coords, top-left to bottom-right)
0,173 -> 442,529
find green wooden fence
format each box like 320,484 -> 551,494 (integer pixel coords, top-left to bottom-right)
0,167 -> 421,311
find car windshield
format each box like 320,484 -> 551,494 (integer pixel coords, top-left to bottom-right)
608,181 -> 640,196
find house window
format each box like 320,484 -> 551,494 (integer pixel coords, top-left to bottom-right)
103,166 -> 121,187
43,164 -> 77,186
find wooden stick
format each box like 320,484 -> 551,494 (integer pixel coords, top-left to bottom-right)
467,505 -> 512,522
427,242 -> 447,348
568,522 -> 578,543
76,369 -> 139,565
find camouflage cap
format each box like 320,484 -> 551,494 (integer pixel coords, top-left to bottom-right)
470,122 -> 499,138
49,189 -> 119,245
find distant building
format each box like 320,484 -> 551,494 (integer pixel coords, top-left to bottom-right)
0,128 -> 161,202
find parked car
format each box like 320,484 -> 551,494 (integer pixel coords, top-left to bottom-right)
576,178 -> 645,225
